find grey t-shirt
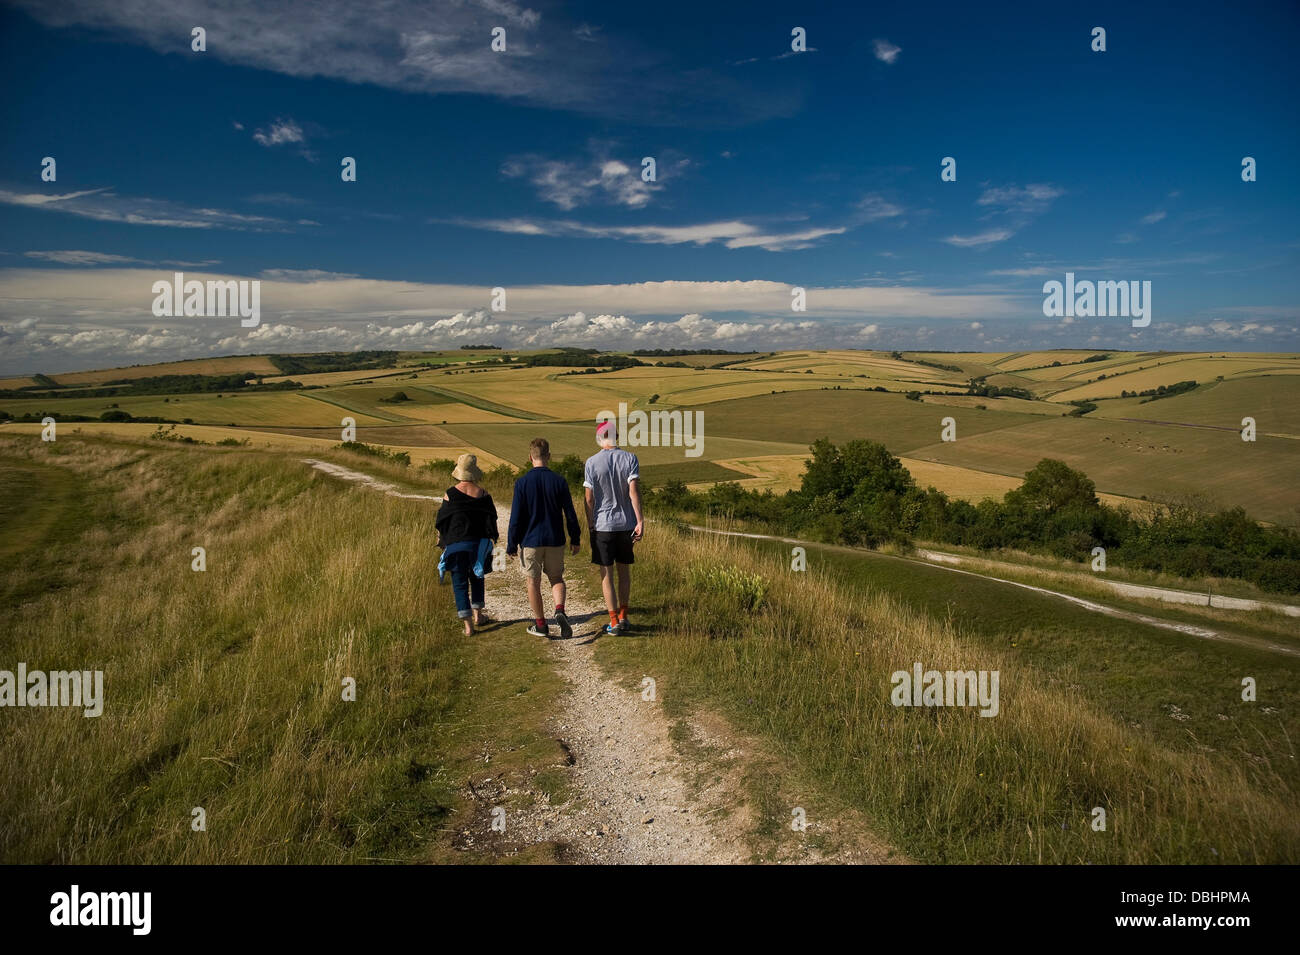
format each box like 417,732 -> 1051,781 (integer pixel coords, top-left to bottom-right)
583,447 -> 640,532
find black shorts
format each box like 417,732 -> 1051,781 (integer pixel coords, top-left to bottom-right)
591,530 -> 635,566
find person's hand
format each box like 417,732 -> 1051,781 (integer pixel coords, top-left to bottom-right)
632,522 -> 644,543
569,542 -> 580,555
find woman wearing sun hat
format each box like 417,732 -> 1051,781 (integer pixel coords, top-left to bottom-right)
435,453 -> 499,636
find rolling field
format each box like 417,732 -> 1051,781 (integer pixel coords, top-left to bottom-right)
0,392 -> 393,427
1052,358 -> 1300,402
912,415 -> 1300,524
700,390 -> 1042,453
1088,376 -> 1300,435
40,355 -> 283,386
5,349 -> 1297,526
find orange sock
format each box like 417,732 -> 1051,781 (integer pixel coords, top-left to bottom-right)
618,605 -> 628,620
609,611 -> 620,627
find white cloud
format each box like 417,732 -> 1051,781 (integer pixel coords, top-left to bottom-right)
11,0 -> 791,124
448,216 -> 847,251
252,118 -> 305,147
976,183 -> 1064,217
988,266 -> 1053,277
0,186 -> 298,232
943,229 -> 1013,249
24,250 -> 141,266
873,39 -> 901,64
0,268 -> 1034,373
501,154 -> 661,209
1141,210 -> 1167,225
856,194 -> 906,222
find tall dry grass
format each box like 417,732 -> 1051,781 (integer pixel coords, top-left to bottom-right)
608,519 -> 1300,863
0,435 -> 525,862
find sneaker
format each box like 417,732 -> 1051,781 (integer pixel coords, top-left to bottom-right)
556,610 -> 573,639
526,624 -> 549,638
603,623 -> 619,636
617,617 -> 630,635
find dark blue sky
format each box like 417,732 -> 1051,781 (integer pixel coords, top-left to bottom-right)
1,0 -> 1296,373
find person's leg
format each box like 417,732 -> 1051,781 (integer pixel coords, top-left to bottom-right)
526,576 -> 544,619
599,565 -> 619,623
522,548 -> 546,632
448,555 -> 473,635
616,563 -> 631,612
470,572 -> 485,616
550,576 -> 566,611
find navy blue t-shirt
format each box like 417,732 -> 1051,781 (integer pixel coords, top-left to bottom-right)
507,466 -> 581,552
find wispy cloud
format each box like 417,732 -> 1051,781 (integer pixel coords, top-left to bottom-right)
873,39 -> 902,64
252,118 -> 304,148
23,249 -> 140,266
10,0 -> 796,125
442,216 -> 846,251
944,229 -> 1013,249
0,186 -> 299,232
855,194 -> 906,223
22,250 -> 221,268
976,183 -> 1064,217
501,154 -> 666,210
1141,210 -> 1167,224
944,182 -> 1063,248
249,117 -> 317,161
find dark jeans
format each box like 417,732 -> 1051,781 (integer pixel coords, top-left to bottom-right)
445,550 -> 485,619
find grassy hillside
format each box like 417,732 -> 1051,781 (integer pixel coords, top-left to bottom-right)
0,435 -> 563,863
596,520 -> 1300,863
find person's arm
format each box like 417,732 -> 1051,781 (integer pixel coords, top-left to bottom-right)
506,482 -> 522,554
563,485 -> 581,554
582,458 -> 596,536
434,500 -> 449,547
629,478 -> 644,543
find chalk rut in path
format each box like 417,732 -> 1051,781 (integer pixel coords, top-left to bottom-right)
304,459 -> 894,863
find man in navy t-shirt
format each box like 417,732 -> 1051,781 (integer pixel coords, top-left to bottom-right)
507,437 -> 581,638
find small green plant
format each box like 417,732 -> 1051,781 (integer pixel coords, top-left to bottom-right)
688,564 -> 767,612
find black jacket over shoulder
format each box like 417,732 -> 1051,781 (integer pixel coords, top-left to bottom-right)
435,486 -> 499,548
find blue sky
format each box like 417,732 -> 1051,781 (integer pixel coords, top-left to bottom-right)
1,0 -> 1297,374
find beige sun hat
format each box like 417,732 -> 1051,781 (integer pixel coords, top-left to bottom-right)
452,453 -> 483,483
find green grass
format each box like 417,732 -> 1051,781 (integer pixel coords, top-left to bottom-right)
593,520 -> 1300,863
0,434 -> 564,863
699,390 -> 1042,454
639,460 -> 748,487
406,384 -> 550,421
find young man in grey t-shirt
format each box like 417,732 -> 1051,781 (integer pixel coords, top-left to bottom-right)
583,420 -> 644,635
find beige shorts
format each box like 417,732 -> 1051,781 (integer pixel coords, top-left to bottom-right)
520,545 -> 565,582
